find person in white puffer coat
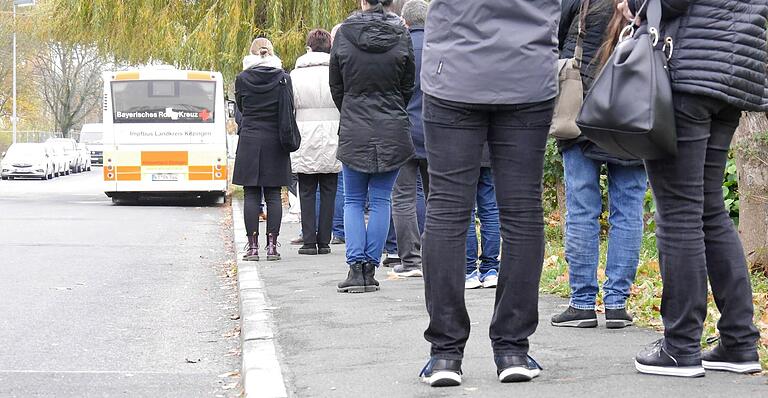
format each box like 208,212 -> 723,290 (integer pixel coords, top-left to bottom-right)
290,28 -> 342,256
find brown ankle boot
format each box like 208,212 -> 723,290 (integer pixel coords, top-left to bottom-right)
266,233 -> 281,261
243,235 -> 259,261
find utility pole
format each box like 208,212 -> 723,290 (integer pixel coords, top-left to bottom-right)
12,2 -> 17,144
11,0 -> 35,144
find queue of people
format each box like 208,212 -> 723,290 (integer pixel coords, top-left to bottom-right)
233,0 -> 767,389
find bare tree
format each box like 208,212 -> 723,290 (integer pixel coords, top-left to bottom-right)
32,42 -> 106,137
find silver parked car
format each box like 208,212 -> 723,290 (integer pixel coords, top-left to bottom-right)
1,143 -> 56,180
47,138 -> 82,173
77,143 -> 92,172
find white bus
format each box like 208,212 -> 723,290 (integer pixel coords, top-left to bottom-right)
102,68 -> 229,203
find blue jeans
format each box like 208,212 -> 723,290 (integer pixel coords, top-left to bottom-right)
343,165 -> 399,265
385,217 -> 397,255
333,172 -> 345,239
466,167 -> 500,274
563,145 -> 647,310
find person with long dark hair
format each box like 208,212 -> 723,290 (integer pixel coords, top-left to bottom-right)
550,0 -> 647,329
234,38 -> 292,262
330,0 -> 415,293
615,0 -> 767,377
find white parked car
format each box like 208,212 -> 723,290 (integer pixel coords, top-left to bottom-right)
46,142 -> 68,177
77,143 -> 92,172
1,143 -> 56,180
79,123 -> 104,166
47,138 -> 80,173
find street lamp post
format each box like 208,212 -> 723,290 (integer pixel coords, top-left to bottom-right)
11,0 -> 35,145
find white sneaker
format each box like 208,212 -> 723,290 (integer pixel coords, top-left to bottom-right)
465,270 -> 482,289
481,269 -> 498,288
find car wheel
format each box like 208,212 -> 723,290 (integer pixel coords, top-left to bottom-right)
1,176 -> 7,180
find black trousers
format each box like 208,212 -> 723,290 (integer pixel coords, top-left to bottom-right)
298,173 -> 338,246
422,94 -> 554,360
244,186 -> 282,237
645,92 -> 760,357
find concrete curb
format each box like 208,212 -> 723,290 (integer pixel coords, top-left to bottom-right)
233,198 -> 288,398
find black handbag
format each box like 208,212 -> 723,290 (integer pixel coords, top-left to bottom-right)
277,74 -> 301,152
576,0 -> 676,159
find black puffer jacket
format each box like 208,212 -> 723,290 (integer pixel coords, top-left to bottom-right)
559,0 -> 643,167
629,0 -> 768,111
330,5 -> 416,174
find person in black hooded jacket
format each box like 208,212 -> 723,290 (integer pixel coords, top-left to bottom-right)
616,0 -> 768,378
234,38 -> 293,263
330,0 -> 415,294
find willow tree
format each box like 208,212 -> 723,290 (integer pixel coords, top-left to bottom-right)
41,0 -> 357,82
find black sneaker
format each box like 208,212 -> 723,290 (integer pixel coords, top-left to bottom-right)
702,344 -> 761,374
382,253 -> 401,267
605,308 -> 634,329
298,244 -> 318,255
551,306 -> 597,328
317,244 -> 331,255
635,338 -> 705,377
495,354 -> 542,382
392,263 -> 423,278
337,263 -> 366,293
419,358 -> 462,387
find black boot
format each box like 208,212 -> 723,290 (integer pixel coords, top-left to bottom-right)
337,262 -> 366,293
266,233 -> 281,261
298,243 -> 318,255
243,234 -> 259,261
363,261 -> 380,292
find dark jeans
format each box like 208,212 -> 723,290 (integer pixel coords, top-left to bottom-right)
422,94 -> 554,359
392,158 -> 430,267
466,167 -> 500,274
298,173 -> 338,246
244,186 -> 282,236
645,92 -> 759,356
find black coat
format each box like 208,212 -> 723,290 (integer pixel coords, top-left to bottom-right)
233,66 -> 292,187
558,0 -> 643,166
330,5 -> 416,174
629,0 -> 768,111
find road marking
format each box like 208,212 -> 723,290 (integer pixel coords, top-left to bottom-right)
233,199 -> 288,398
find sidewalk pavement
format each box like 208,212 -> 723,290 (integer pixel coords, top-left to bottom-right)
234,200 -> 767,398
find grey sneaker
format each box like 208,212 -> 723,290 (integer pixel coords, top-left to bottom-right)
393,263 -> 423,278
551,306 -> 598,328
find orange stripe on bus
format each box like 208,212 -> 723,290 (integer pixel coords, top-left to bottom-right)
115,71 -> 140,80
189,165 -> 213,173
103,167 -> 116,181
141,151 -> 188,166
189,173 -> 213,181
214,166 -> 228,180
187,71 -> 214,81
116,173 -> 142,181
117,166 -> 141,173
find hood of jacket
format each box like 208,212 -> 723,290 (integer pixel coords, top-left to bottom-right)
342,5 -> 405,54
238,66 -> 284,94
294,51 -> 330,69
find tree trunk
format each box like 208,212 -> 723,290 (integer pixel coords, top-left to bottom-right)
556,177 -> 567,231
733,112 -> 768,276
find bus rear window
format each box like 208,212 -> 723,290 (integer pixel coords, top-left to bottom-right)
112,80 -> 215,123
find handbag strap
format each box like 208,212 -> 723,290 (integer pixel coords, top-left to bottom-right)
573,0 -> 591,69
646,0 -> 662,43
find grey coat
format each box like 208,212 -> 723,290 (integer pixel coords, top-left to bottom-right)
421,0 -> 560,105
629,0 -> 768,111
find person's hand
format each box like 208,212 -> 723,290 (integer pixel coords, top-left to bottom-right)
617,0 -> 641,24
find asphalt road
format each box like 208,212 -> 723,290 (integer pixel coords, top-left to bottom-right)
256,226 -> 768,398
0,170 -> 240,397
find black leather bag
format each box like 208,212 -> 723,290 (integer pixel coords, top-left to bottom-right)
277,74 -> 301,152
576,0 -> 676,160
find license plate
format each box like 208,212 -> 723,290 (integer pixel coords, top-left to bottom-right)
152,173 -> 178,181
